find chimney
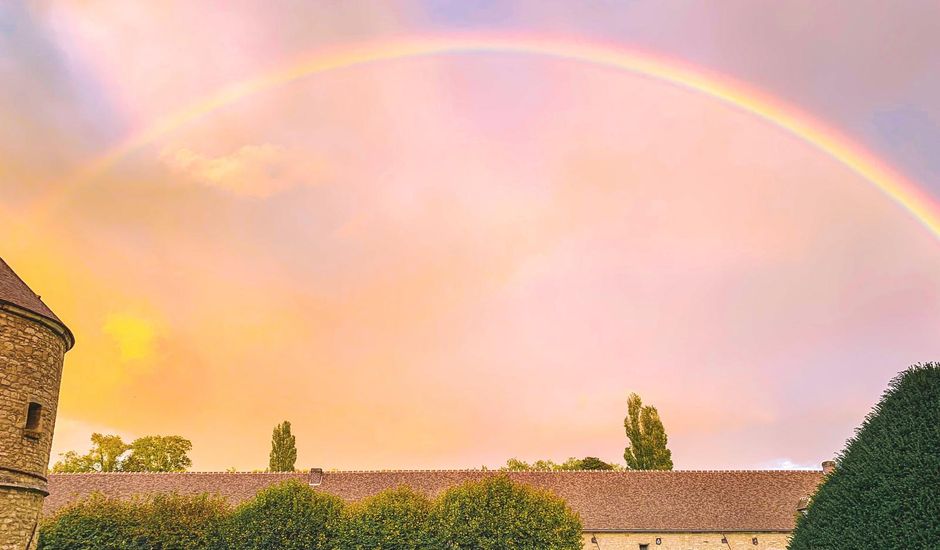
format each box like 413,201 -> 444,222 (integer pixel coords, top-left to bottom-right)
822,460 -> 836,475
309,468 -> 323,486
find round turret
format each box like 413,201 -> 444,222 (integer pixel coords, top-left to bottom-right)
0,257 -> 73,550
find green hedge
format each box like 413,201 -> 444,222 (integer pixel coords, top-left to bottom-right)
40,477 -> 583,550
432,475 -> 583,550
221,480 -> 345,550
339,487 -> 435,550
40,492 -> 229,550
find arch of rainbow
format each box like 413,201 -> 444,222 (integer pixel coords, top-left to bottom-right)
39,34 -> 940,241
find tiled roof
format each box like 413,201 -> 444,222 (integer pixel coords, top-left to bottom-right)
46,469 -> 823,532
0,256 -> 71,340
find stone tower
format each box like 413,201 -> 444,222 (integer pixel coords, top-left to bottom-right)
0,258 -> 73,550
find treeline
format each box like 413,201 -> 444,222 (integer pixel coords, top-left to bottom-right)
40,476 -> 583,550
52,434 -> 192,473
501,392 -> 673,472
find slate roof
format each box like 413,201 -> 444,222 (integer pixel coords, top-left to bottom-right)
46,469 -> 823,532
0,256 -> 72,346
0,257 -> 60,320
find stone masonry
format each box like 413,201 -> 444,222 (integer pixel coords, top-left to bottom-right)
0,258 -> 72,550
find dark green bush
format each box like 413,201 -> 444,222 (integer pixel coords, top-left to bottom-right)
432,475 -> 583,550
39,492 -> 229,550
789,363 -> 940,549
220,480 -> 344,550
340,487 -> 434,550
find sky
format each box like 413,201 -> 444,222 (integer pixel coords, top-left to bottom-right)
1,0 -> 939,471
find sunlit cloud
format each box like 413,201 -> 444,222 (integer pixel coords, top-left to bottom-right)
3,1 -> 939,472
159,144 -> 324,197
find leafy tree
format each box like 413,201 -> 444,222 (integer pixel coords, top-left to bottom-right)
501,457 -> 619,471
623,393 -> 673,470
51,434 -> 192,473
51,433 -> 129,473
576,457 -> 616,471
122,436 -> 193,473
269,421 -> 297,472
789,363 -> 940,549
432,475 -> 582,550
340,487 -> 434,550
221,480 -> 344,550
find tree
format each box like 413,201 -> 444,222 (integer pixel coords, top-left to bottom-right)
501,457 -> 620,471
51,433 -> 192,473
788,363 -> 940,549
51,433 -> 129,473
122,435 -> 193,472
623,393 -> 673,470
432,475 -> 582,550
222,480 -> 344,550
577,457 -> 616,471
268,421 -> 297,472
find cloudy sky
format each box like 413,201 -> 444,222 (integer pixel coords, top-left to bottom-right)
2,1 -> 938,471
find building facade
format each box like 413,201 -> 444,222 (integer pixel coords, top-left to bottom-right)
47,468 -> 824,549
0,258 -> 73,550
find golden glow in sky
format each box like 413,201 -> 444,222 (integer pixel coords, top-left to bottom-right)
2,1 -> 939,471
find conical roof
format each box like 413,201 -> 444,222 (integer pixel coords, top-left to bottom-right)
0,256 -> 73,347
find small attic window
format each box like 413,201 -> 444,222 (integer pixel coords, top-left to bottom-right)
25,402 -> 42,431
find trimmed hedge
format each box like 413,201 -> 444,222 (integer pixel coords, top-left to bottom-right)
221,480 -> 345,550
340,487 -> 435,550
39,492 -> 228,550
40,477 -> 583,550
788,363 -> 940,549
432,475 -> 583,550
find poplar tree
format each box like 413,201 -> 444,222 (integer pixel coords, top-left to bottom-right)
269,421 -> 297,472
623,393 -> 673,470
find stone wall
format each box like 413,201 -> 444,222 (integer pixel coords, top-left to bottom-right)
0,308 -> 67,550
582,531 -> 792,550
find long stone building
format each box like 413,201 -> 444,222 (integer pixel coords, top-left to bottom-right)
0,258 -> 74,550
47,467 -> 826,550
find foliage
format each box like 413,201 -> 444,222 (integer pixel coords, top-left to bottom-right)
269,420 -> 298,472
788,363 -> 940,549
623,393 -> 673,470
576,457 -> 616,470
39,492 -> 229,550
501,457 -> 619,471
52,433 -> 129,473
221,480 -> 344,550
340,487 -> 435,550
432,475 -> 583,550
51,433 -> 193,473
123,435 -> 193,472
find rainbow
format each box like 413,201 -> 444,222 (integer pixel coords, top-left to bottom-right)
39,34 -> 940,240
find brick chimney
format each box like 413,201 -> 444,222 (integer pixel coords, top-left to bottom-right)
309,468 -> 323,486
822,460 -> 836,475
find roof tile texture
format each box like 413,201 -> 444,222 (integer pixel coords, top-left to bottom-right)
46,469 -> 822,532
0,257 -> 62,323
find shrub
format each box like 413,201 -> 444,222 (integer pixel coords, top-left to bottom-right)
221,480 -> 344,550
431,475 -> 582,550
340,487 -> 435,550
39,492 -> 229,550
789,363 -> 940,549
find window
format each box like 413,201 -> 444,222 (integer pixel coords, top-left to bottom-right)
25,402 -> 42,431
639,545 -> 649,550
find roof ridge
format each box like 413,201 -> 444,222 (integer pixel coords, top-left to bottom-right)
49,469 -> 823,475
